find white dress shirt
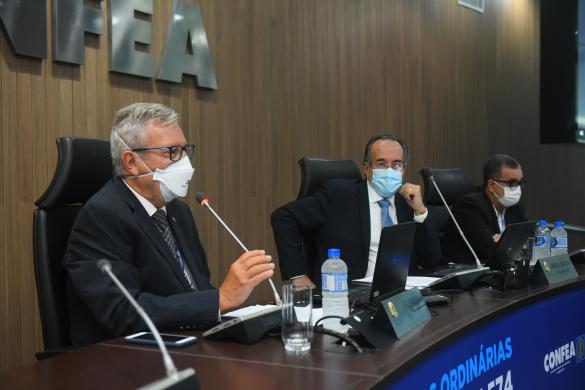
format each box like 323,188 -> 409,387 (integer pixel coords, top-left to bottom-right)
122,179 -> 166,217
365,182 -> 428,277
493,206 -> 506,233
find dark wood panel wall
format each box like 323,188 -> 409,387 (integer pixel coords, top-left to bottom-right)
1,0 -> 580,372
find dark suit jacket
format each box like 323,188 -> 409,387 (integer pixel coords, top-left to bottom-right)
271,179 -> 441,284
63,176 -> 219,346
441,191 -> 528,264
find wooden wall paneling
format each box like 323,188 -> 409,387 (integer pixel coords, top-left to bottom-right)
84,35 -> 99,139
2,32 -> 22,368
31,54 -> 47,354
4,0 -> 582,372
16,56 -> 37,368
0,33 -> 9,372
57,64 -> 73,138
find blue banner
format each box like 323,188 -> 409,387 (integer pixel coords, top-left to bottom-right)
389,286 -> 585,389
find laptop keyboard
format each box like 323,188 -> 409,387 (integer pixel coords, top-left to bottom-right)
348,285 -> 371,304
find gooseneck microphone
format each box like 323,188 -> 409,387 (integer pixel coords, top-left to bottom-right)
194,192 -> 282,306
97,259 -> 199,390
429,176 -> 484,269
427,177 -> 490,291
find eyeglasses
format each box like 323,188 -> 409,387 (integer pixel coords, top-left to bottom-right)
371,160 -> 405,172
132,144 -> 195,162
492,179 -> 526,191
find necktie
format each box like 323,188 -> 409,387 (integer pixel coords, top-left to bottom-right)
377,198 -> 394,227
152,209 -> 197,290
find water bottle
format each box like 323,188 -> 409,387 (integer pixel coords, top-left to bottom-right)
531,220 -> 550,265
550,221 -> 568,256
321,248 -> 349,333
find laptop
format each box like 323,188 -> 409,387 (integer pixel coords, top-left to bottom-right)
428,220 -> 535,278
486,220 -> 535,270
348,221 -> 417,305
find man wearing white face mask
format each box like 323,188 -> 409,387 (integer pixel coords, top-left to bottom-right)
442,154 -> 528,264
63,103 -> 275,346
271,135 -> 442,289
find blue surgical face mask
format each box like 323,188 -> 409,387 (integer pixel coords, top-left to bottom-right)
370,168 -> 403,198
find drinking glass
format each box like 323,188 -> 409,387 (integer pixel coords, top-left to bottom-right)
281,283 -> 313,352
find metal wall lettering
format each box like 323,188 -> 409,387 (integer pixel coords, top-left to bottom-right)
0,0 -> 47,59
53,0 -> 104,64
108,0 -> 155,78
157,0 -> 217,90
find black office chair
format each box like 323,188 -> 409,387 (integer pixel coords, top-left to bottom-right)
297,157 -> 362,199
295,157 -> 362,284
33,137 -> 113,360
419,167 -> 478,233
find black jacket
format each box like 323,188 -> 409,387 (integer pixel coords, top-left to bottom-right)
63,177 -> 219,346
271,179 -> 441,284
441,191 -> 528,264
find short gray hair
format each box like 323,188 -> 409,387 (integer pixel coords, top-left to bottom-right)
110,102 -> 179,175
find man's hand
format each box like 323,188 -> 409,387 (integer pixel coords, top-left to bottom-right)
291,275 -> 316,289
399,183 -> 427,215
492,234 -> 501,243
219,250 -> 275,312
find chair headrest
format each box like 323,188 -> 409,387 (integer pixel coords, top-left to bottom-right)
419,167 -> 477,206
297,157 -> 362,198
36,137 -> 113,208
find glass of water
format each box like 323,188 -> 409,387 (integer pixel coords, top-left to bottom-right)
282,283 -> 313,352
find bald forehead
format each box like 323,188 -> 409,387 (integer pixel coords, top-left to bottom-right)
371,139 -> 404,161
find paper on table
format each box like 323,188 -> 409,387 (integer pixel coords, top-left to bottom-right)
405,276 -> 439,289
351,276 -> 439,289
352,276 -> 373,284
223,304 -> 276,318
312,308 -> 323,326
226,305 -> 326,327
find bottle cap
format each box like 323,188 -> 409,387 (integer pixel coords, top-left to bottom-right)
538,220 -> 548,226
554,221 -> 564,227
327,248 -> 341,257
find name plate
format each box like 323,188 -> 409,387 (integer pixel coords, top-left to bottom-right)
531,255 -> 578,285
373,288 -> 431,339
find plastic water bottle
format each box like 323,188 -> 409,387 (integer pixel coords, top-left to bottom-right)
550,221 -> 568,256
531,220 -> 550,265
321,248 -> 349,333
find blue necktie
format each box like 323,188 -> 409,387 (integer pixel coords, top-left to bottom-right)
377,198 -> 394,227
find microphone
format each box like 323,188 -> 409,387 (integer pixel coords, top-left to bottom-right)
426,176 -> 490,291
194,192 -> 282,306
428,176 -> 483,269
97,259 -> 199,390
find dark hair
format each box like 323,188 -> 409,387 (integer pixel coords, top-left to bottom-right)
362,134 -> 409,165
483,154 -> 521,187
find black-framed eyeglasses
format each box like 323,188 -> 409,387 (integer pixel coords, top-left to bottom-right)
371,160 -> 406,172
132,144 -> 195,162
492,179 -> 526,191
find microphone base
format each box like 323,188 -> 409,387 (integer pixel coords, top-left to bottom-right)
203,306 -> 281,343
139,368 -> 199,390
428,267 -> 491,291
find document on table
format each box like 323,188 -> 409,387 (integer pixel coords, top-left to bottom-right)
351,276 -> 439,289
223,305 -> 277,318
226,305 -> 326,327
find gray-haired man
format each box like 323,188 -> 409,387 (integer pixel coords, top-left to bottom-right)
64,103 -> 274,345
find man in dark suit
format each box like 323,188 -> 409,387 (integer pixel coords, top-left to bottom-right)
271,135 -> 441,288
442,154 -> 528,264
64,103 -> 274,346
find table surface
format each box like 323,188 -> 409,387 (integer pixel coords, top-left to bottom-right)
2,265 -> 584,390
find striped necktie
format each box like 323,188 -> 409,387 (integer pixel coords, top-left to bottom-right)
151,209 -> 197,290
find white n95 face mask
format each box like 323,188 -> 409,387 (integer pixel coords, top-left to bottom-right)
152,156 -> 195,203
495,182 -> 521,208
127,154 -> 195,203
